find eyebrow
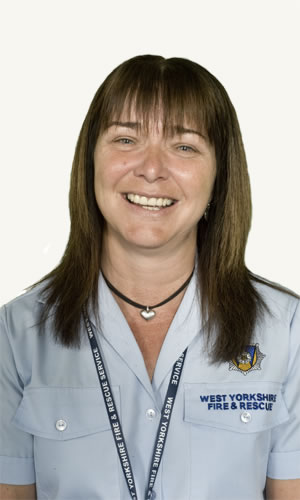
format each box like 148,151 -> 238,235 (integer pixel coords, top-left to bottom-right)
107,121 -> 206,139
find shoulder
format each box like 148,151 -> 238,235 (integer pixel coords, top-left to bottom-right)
0,281 -> 72,390
0,281 -> 50,341
249,274 -> 299,380
251,274 -> 299,328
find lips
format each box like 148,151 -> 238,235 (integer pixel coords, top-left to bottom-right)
122,192 -> 177,212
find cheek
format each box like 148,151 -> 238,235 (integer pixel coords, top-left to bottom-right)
94,168 -> 104,203
197,160 -> 217,195
93,163 -> 113,213
94,153 -> 130,188
179,167 -> 216,200
93,159 -> 127,213
94,157 -> 114,192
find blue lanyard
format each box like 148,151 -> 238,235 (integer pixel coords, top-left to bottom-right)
83,308 -> 187,500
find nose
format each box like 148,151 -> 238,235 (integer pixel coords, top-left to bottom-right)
133,146 -> 169,183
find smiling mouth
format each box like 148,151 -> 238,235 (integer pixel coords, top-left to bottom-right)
124,193 -> 177,210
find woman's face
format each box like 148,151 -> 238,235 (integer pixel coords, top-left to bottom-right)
93,109 -> 216,255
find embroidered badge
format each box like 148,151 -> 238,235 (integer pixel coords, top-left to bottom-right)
229,344 -> 265,375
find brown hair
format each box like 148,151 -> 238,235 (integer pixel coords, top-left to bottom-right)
27,54 -> 297,362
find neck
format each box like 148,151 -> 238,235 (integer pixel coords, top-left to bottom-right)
101,237 -> 196,308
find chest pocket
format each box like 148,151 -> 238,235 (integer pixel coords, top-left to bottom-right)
184,381 -> 289,433
184,382 -> 290,500
13,387 -> 121,499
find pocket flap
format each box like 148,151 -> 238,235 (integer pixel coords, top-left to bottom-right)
184,382 -> 289,433
12,387 -> 119,440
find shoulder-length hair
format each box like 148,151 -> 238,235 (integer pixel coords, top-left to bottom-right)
28,54 -> 295,362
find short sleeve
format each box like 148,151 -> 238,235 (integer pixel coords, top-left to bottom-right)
0,305 -> 35,484
267,299 -> 300,479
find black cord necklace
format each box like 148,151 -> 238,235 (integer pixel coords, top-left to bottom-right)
102,268 -> 194,320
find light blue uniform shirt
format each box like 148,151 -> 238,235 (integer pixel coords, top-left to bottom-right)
1,273 -> 300,499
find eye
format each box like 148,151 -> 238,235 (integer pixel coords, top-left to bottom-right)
115,137 -> 134,145
177,145 -> 196,152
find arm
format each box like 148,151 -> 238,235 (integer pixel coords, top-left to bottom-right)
266,478 -> 300,500
0,309 -> 35,489
0,484 -> 36,500
266,300 -> 300,492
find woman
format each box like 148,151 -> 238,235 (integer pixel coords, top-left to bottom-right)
0,55 -> 299,500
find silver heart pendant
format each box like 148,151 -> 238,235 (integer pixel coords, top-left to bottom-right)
140,308 -> 156,320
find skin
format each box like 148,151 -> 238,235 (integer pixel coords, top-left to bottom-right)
0,484 -> 36,499
93,110 -> 217,379
1,111 -> 217,499
94,111 -> 217,302
266,478 -> 300,500
93,109 -> 300,499
1,479 -> 300,500
2,113 -> 298,499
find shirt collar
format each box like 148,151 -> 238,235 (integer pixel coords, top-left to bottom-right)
90,267 -> 203,393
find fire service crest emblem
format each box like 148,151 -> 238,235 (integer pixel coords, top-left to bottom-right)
229,344 -> 265,375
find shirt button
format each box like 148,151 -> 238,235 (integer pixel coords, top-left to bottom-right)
240,411 -> 252,424
146,408 -> 156,420
55,419 -> 67,431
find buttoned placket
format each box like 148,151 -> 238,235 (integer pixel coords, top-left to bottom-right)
86,272 -> 202,499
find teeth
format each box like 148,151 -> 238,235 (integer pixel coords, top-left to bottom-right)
140,196 -> 148,205
126,193 -> 174,208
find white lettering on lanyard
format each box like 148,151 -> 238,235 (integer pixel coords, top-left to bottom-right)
83,307 -> 187,500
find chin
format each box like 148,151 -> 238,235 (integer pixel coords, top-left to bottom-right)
126,238 -> 168,251
122,230 -> 170,251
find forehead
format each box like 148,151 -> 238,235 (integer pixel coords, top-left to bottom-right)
105,104 -> 206,138
107,121 -> 207,143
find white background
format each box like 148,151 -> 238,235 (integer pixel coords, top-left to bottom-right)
1,0 -> 299,305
